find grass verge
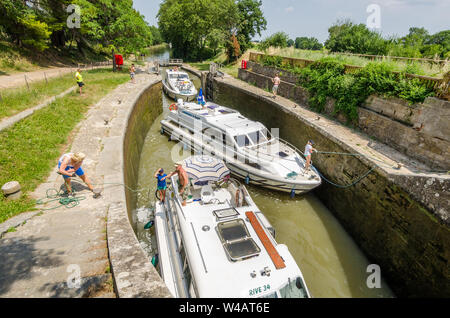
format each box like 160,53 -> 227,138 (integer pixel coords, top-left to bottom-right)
0,68 -> 129,223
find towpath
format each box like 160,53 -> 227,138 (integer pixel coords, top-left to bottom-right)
0,70 -> 156,297
0,63 -> 110,90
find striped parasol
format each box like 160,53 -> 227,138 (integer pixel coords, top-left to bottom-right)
179,156 -> 230,184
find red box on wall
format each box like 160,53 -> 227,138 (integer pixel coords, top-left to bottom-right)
241,59 -> 247,69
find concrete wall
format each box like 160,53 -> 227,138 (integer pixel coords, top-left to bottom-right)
209,76 -> 449,298
239,62 -> 450,170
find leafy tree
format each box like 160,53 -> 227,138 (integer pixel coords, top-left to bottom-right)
149,26 -> 163,45
325,20 -> 387,55
235,0 -> 267,52
258,32 -> 289,50
0,0 -> 51,50
295,37 -> 323,50
287,39 -> 294,47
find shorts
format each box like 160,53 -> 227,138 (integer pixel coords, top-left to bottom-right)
130,72 -> 135,79
77,82 -> 85,87
58,161 -> 84,179
272,84 -> 279,93
157,185 -> 167,191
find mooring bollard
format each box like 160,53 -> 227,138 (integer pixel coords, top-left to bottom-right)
1,181 -> 22,201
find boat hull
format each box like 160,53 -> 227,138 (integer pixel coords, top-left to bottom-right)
161,120 -> 321,195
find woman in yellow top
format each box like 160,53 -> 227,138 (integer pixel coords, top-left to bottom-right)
75,68 -> 84,95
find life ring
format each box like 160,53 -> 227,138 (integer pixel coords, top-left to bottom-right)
169,103 -> 178,111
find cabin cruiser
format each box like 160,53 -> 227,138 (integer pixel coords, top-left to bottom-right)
153,155 -> 311,298
160,100 -> 322,195
162,69 -> 197,102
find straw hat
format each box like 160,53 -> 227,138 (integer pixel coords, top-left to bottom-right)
71,152 -> 86,163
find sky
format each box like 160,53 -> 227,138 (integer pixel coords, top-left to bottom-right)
133,0 -> 450,42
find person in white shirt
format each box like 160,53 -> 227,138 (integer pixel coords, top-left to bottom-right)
304,140 -> 317,171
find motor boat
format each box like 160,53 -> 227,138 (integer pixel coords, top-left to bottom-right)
160,100 -> 321,196
162,68 -> 197,102
153,155 -> 311,298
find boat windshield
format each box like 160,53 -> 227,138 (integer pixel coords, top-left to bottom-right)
169,74 -> 189,80
247,129 -> 269,145
234,135 -> 252,147
278,277 -> 309,298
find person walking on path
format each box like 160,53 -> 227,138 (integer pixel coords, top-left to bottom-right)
271,73 -> 281,98
130,64 -> 136,84
154,168 -> 168,202
75,68 -> 85,95
304,140 -> 317,172
58,152 -> 96,197
167,163 -> 189,206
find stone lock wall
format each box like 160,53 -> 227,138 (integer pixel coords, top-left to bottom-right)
210,77 -> 449,297
123,82 -> 163,226
239,61 -> 450,170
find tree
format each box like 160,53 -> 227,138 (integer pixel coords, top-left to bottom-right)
287,39 -> 294,47
235,0 -> 267,52
258,32 -> 289,50
295,37 -> 323,50
0,0 -> 51,50
158,0 -> 237,60
325,20 -> 387,55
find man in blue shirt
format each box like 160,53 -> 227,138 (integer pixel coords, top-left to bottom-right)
154,168 -> 168,202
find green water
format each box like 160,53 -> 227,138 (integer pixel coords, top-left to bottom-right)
132,64 -> 394,298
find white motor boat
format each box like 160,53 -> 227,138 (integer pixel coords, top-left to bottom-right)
162,69 -> 197,102
153,155 -> 311,298
160,100 -> 321,195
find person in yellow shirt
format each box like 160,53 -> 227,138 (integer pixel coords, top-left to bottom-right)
75,68 -> 85,95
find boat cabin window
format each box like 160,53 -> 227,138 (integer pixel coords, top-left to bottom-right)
234,135 -> 252,147
278,277 -> 309,298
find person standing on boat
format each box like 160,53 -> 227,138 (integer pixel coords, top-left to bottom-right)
58,152 -> 95,197
271,73 -> 281,98
154,168 -> 168,203
167,163 -> 189,206
304,140 -> 317,172
75,68 -> 84,95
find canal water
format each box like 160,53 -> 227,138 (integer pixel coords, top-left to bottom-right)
132,52 -> 394,298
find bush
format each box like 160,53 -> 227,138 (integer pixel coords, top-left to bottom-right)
294,58 -> 434,122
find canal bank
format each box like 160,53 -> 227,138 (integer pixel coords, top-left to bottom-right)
204,71 -> 449,297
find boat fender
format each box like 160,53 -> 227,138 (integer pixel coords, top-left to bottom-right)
151,254 -> 159,266
245,175 -> 250,185
290,189 -> 295,198
169,103 -> 178,111
235,189 -> 240,207
144,220 -> 154,229
160,127 -> 164,135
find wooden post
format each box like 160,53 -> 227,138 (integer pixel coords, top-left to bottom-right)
112,49 -> 116,72
44,72 -> 48,84
24,75 -> 30,90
